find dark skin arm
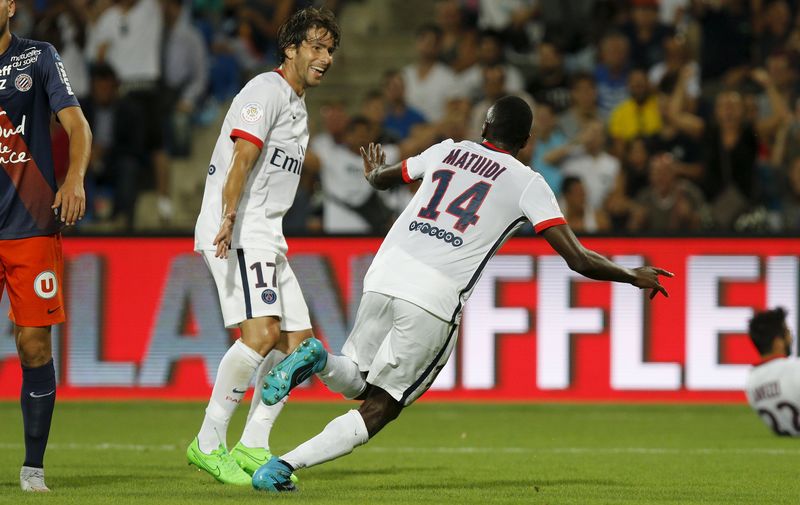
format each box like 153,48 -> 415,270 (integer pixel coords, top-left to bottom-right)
360,142 -> 407,190
542,224 -> 673,299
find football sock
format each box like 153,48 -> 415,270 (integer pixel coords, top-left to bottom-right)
281,409 -> 369,470
20,359 -> 56,469
317,354 -> 366,399
240,350 -> 288,450
197,340 -> 263,453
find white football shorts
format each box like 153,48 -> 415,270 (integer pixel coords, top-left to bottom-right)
341,291 -> 458,406
201,249 -> 312,331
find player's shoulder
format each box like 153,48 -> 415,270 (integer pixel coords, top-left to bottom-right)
11,36 -> 55,57
240,71 -> 291,99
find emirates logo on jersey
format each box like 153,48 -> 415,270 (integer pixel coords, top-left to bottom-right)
14,73 -> 32,92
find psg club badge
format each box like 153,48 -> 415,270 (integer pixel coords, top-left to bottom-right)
15,73 -> 32,92
261,289 -> 277,305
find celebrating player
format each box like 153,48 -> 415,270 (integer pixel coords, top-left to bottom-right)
0,0 -> 92,493
188,7 -> 340,485
252,95 -> 674,491
745,307 -> 800,436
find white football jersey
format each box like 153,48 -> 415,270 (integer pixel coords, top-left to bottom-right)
364,139 -> 565,322
195,70 -> 308,254
745,357 -> 800,436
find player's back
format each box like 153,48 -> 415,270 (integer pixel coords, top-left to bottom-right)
745,357 -> 800,436
364,139 -> 564,323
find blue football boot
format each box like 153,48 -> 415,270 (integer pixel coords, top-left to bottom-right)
261,337 -> 327,405
252,457 -> 297,492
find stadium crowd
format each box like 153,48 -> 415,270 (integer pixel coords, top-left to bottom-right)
20,0 -> 800,234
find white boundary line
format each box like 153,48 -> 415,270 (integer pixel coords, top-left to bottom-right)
0,443 -> 796,456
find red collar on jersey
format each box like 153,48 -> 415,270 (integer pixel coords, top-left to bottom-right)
481,141 -> 511,154
755,354 -> 787,367
274,67 -> 286,80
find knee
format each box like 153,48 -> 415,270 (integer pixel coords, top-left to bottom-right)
17,339 -> 51,368
241,317 -> 282,355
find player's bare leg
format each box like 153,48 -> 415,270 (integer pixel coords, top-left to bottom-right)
16,325 -> 55,492
252,386 -> 401,492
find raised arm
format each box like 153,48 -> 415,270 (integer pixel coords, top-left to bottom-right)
213,138 -> 262,258
360,142 -> 408,190
541,224 -> 673,299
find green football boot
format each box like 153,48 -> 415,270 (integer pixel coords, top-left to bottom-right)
186,438 -> 252,486
231,442 -> 298,482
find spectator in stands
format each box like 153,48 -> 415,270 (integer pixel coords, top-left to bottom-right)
757,0 -> 793,63
459,30 -> 525,101
529,101 -> 567,197
693,0 -> 753,84
772,97 -> 800,169
755,51 -> 797,141
527,41 -> 571,113
435,0 -> 478,73
82,63 -> 147,230
476,0 -> 536,52
467,64 -> 534,141
648,34 -> 700,107
34,0 -> 91,101
559,176 -> 610,234
628,153 -> 707,233
360,90 -> 398,144
609,68 -> 662,156
779,156 -> 800,231
231,0 -> 294,70
162,0 -> 208,157
622,0 -> 674,69
86,0 -> 172,221
648,70 -> 704,182
381,69 -> 427,141
606,137 -> 652,230
545,119 -> 620,216
402,24 -> 463,122
306,116 -> 408,235
594,31 -> 630,118
558,72 -> 600,142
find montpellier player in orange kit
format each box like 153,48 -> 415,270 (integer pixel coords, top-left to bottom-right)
0,0 -> 91,492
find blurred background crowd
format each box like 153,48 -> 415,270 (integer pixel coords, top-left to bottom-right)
19,0 -> 800,235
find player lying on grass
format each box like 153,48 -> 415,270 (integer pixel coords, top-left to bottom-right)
252,96 -> 674,492
745,307 -> 800,436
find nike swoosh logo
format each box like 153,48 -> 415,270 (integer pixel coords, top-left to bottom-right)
30,390 -> 55,398
190,448 -> 221,476
47,307 -> 61,314
16,65 -> 31,71
232,388 -> 247,394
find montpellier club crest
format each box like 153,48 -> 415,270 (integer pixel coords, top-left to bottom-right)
34,270 -> 58,299
15,73 -> 32,92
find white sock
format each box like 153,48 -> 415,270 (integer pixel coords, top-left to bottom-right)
239,349 -> 288,450
317,354 -> 366,399
197,340 -> 263,453
281,409 -> 369,470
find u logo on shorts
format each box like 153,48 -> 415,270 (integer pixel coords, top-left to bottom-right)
33,271 -> 58,299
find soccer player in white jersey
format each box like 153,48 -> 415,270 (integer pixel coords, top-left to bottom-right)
745,308 -> 800,436
251,96 -> 674,491
187,7 -> 340,485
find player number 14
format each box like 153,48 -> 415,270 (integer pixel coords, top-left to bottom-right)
418,169 -> 492,232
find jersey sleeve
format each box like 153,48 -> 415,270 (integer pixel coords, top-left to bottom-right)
228,79 -> 282,150
519,176 -> 566,233
402,139 -> 454,183
41,45 -> 80,114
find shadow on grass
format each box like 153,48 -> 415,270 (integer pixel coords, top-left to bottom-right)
310,466 -> 440,480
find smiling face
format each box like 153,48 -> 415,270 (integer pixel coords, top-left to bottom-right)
284,27 -> 336,91
0,0 -> 15,38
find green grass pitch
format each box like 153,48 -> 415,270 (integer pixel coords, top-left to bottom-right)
0,401 -> 798,504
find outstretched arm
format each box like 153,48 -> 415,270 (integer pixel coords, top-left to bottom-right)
541,224 -> 673,299
360,142 -> 407,190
